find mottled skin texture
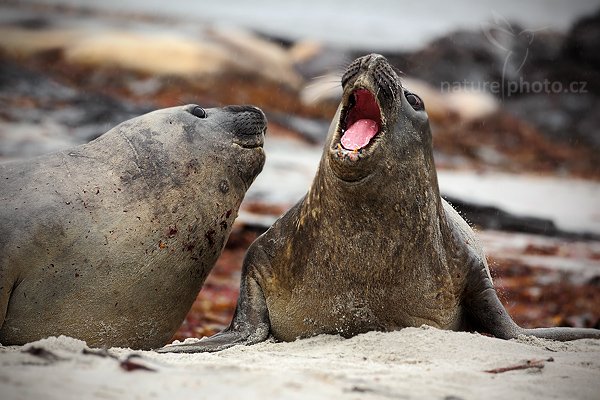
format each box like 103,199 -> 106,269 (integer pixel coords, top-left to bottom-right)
160,55 -> 600,353
0,104 -> 266,349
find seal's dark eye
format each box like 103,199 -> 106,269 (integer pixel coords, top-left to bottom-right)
405,92 -> 424,111
191,106 -> 207,118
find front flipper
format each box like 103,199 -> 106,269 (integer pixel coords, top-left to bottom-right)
158,250 -> 271,353
157,324 -> 267,354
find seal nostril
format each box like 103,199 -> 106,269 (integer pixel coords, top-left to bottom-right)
191,106 -> 207,119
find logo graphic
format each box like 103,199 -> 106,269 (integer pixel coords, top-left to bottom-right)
482,12 -> 544,99
439,12 -> 587,97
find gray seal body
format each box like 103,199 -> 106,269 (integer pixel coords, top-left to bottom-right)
160,55 -> 600,353
0,104 -> 266,349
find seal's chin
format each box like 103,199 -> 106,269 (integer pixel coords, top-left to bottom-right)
330,88 -> 384,163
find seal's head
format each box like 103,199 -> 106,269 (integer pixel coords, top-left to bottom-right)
325,54 -> 431,184
119,103 -> 266,198
181,104 -> 267,190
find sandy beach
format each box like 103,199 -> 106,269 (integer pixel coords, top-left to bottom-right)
1,328 -> 599,400
1,2 -> 599,400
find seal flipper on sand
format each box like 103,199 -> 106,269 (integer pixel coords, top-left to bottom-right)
463,263 -> 600,340
158,249 -> 271,353
464,275 -> 600,341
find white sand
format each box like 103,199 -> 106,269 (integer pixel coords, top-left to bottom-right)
1,327 -> 599,400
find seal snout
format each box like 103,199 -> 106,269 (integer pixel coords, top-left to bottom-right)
326,54 -> 406,181
223,105 -> 267,148
332,55 -> 397,160
341,54 -> 401,100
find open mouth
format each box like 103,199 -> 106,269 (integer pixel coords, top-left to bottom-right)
338,88 -> 382,152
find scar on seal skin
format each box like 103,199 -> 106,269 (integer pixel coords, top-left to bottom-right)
0,104 -> 266,349
159,54 -> 600,353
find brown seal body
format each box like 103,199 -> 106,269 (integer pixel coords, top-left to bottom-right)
160,55 -> 600,353
0,104 -> 266,349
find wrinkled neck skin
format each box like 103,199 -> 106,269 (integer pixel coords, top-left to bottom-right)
300,109 -> 447,248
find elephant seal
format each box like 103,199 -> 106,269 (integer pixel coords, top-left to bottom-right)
160,55 -> 600,353
0,104 -> 266,349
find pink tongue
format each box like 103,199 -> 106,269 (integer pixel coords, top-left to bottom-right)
341,119 -> 379,150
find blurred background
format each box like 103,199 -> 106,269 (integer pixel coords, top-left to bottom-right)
1,0 -> 598,341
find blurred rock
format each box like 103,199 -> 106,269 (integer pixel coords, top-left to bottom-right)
64,31 -> 233,77
0,58 -> 149,160
0,23 -> 302,89
402,77 -> 499,123
299,73 -> 341,110
291,43 -> 353,114
0,2 -> 598,178
383,30 -> 503,92
0,121 -> 74,159
0,26 -> 79,56
504,93 -> 600,150
444,195 -> 598,240
438,171 -> 600,236
563,9 -> 600,71
382,22 -> 598,97
289,40 -> 351,79
432,111 -> 598,177
267,112 -> 330,143
378,12 -> 600,155
209,28 -> 302,89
